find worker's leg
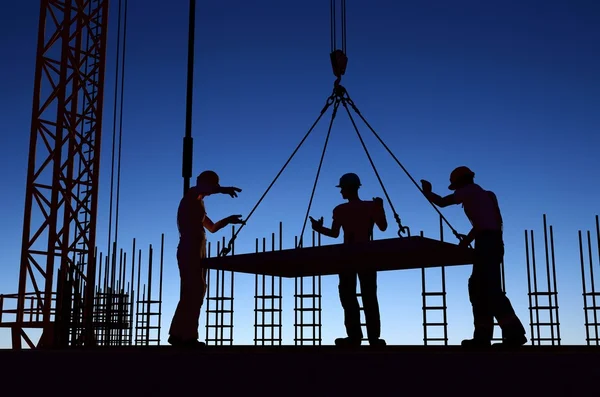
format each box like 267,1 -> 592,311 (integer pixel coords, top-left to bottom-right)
480,233 -> 526,345
467,271 -> 494,343
358,271 -> 383,344
338,272 -> 363,341
463,236 -> 495,347
169,241 -> 206,343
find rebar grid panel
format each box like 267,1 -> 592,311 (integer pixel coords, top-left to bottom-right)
578,215 -> 600,346
95,239 -> 133,346
254,222 -> 283,346
294,231 -> 323,345
134,235 -> 165,346
11,0 -> 109,349
525,214 -> 561,346
420,216 -> 449,345
0,234 -> 163,347
205,227 -> 235,345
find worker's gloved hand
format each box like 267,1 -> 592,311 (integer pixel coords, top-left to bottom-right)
372,197 -> 384,207
456,233 -> 470,248
221,186 -> 242,198
226,214 -> 245,225
309,216 -> 323,231
420,179 -> 432,194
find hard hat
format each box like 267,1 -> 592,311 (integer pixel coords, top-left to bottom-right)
448,166 -> 475,190
197,170 -> 220,187
336,173 -> 361,188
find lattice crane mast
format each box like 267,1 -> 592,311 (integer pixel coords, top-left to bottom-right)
2,0 -> 110,350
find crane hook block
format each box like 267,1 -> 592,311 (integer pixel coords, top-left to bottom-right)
330,49 -> 348,77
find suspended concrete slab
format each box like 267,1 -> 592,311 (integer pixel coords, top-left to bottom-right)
202,236 -> 475,277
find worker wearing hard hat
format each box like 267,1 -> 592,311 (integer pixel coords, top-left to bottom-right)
310,172 -> 388,347
420,166 -> 527,348
168,170 -> 244,348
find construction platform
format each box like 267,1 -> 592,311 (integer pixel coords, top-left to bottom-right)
1,345 -> 597,395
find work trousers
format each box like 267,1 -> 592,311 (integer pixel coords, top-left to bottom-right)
338,271 -> 381,341
169,238 -> 207,341
469,231 -> 526,341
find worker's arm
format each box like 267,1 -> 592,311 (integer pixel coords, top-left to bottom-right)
193,184 -> 242,198
310,216 -> 341,238
420,180 -> 457,208
425,192 -> 457,208
459,228 -> 477,247
320,219 -> 341,238
203,215 -> 244,233
372,197 -> 388,232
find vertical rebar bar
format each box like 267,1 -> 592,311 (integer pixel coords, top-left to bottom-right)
420,230 -> 427,345
147,244 -> 153,345
279,222 -> 283,345
205,241 -> 211,344
230,227 -> 235,344
158,233 -> 165,344
262,237 -> 266,345
272,232 -> 276,344
549,225 -> 560,343
254,238 -> 259,345
318,232 -> 322,344
294,235 -> 298,345
579,231 -> 590,345
220,235 -> 226,344
542,215 -> 556,344
525,230 -> 534,345
530,230 -> 541,344
587,231 -> 598,343
440,216 -> 448,345
129,238 -> 136,345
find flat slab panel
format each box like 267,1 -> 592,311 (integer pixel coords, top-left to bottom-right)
202,236 -> 475,277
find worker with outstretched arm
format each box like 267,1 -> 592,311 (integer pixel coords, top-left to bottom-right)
420,166 -> 527,348
310,172 -> 388,347
168,170 -> 244,347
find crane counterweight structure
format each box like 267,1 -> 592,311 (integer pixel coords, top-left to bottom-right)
4,0 -> 110,349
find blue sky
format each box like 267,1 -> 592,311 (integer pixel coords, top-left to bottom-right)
0,0 -> 599,347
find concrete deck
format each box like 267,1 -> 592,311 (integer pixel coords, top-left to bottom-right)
2,345 -> 597,395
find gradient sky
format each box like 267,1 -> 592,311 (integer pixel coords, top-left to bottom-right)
1,0 -> 599,348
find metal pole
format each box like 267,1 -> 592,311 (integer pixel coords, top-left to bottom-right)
182,0 -> 196,195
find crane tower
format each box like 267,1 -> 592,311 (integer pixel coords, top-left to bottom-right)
10,0 -> 109,349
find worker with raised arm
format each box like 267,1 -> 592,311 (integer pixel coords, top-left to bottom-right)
310,173 -> 388,347
420,166 -> 527,348
168,170 -> 244,347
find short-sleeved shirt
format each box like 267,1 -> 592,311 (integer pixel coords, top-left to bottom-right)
453,183 -> 503,232
332,199 -> 386,244
177,186 -> 208,243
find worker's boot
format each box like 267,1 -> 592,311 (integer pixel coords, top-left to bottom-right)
335,337 -> 362,346
369,338 -> 386,347
492,332 -> 527,349
461,338 -> 491,349
169,335 -> 206,348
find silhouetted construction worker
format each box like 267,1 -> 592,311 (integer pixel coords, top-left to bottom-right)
168,170 -> 244,347
421,166 -> 527,348
310,173 -> 388,347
